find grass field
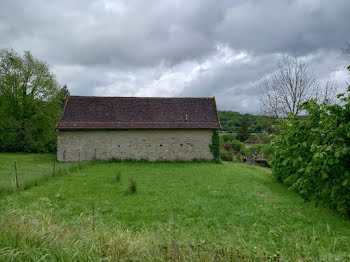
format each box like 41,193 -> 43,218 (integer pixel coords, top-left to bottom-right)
0,154 -> 350,261
0,153 -> 82,195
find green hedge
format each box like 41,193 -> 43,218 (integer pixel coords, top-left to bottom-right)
271,87 -> 350,217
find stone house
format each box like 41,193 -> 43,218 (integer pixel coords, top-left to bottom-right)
56,96 -> 221,162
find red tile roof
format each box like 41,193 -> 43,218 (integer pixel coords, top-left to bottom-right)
56,96 -> 221,130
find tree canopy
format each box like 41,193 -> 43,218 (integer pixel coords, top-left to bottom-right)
0,49 -> 66,152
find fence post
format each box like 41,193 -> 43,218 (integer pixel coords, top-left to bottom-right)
14,161 -> 19,189
53,158 -> 56,177
92,203 -> 95,232
78,149 -> 82,168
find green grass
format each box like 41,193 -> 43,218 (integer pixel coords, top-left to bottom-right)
0,154 -> 350,261
0,153 -> 82,195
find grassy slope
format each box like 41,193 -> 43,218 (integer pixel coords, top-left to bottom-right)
0,155 -> 350,261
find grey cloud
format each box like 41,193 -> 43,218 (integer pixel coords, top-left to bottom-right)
3,0 -> 348,67
0,0 -> 349,112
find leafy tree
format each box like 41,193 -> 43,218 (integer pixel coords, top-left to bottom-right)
0,49 -> 64,152
270,69 -> 350,217
236,117 -> 251,142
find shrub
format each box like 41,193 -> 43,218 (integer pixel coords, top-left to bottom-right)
220,148 -> 232,161
230,139 -> 244,152
270,86 -> 350,217
127,179 -> 137,194
244,144 -> 263,158
235,153 -> 243,163
210,130 -> 221,163
221,133 -> 236,143
115,172 -> 121,183
261,144 -> 274,157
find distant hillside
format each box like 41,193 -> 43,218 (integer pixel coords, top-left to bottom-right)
218,111 -> 277,133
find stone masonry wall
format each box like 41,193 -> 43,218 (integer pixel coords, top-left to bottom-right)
57,129 -> 214,162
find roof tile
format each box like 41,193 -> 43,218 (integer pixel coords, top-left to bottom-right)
56,96 -> 220,130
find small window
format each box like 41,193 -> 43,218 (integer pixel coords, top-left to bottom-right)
180,144 -> 183,147
160,144 -> 162,147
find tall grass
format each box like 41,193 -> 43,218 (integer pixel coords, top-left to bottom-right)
0,208 -> 246,261
1,158 -> 350,261
0,153 -> 92,196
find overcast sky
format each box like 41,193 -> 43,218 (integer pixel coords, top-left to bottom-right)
1,0 -> 349,113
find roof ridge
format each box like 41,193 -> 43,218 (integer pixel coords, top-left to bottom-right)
68,95 -> 213,99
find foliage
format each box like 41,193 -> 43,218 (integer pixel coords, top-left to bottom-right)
220,147 -> 232,161
1,157 -> 350,261
245,144 -> 263,158
0,49 -> 66,153
220,133 -> 244,153
221,132 -> 236,143
219,111 -> 277,133
209,130 -> 221,163
271,85 -> 350,217
230,139 -> 244,152
261,143 -> 274,156
236,117 -> 251,142
244,143 -> 274,158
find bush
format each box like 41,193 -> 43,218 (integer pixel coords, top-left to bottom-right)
270,86 -> 350,217
244,144 -> 263,158
230,139 -> 244,152
235,153 -> 243,163
210,130 -> 221,163
220,148 -> 232,161
127,179 -> 137,194
221,133 -> 236,143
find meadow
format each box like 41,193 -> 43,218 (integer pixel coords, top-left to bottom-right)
0,153 -> 83,195
0,154 -> 350,261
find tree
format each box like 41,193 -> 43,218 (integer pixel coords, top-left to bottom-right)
270,65 -> 350,217
59,84 -> 70,107
0,49 -> 63,152
236,117 -> 251,142
259,55 -> 335,118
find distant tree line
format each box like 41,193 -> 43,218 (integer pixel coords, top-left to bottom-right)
0,49 -> 69,153
218,111 -> 277,134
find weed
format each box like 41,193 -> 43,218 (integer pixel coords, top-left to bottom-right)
115,171 -> 121,183
127,178 -> 137,194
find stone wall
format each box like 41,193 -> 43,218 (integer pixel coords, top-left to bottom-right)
57,129 -> 214,162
